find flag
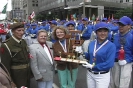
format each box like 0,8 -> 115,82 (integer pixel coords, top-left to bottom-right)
111,14 -> 114,20
108,15 -> 111,22
2,3 -> 8,14
30,11 -> 35,19
66,14 -> 68,21
96,16 -> 99,21
88,17 -> 90,21
92,14 -> 95,21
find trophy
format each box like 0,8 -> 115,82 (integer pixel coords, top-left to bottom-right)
54,30 -> 87,64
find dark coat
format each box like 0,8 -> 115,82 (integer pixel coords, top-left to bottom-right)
0,63 -> 13,88
0,37 -> 31,88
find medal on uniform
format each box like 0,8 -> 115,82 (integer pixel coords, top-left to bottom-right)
93,40 -> 109,66
92,58 -> 96,66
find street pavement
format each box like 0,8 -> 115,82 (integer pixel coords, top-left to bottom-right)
30,65 -> 87,88
30,65 -> 133,88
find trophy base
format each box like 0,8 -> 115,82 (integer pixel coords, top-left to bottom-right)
54,57 -> 87,64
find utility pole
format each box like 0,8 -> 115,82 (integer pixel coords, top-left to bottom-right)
64,0 -> 68,19
83,0 -> 86,18
132,0 -> 133,20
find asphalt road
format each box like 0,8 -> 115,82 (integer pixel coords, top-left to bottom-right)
30,65 -> 133,88
30,65 -> 87,88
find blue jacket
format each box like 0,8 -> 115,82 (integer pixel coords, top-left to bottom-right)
113,32 -> 133,63
29,27 -> 39,38
78,24 -> 93,40
85,40 -> 116,71
39,25 -> 49,31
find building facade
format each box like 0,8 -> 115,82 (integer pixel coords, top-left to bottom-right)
37,0 -> 132,20
11,0 -> 25,22
23,0 -> 39,22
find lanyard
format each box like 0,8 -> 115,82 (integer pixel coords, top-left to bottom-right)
93,40 -> 109,57
59,40 -> 67,52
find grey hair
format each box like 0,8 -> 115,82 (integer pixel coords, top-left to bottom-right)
37,29 -> 48,36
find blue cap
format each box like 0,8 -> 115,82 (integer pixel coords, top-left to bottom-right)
118,16 -> 132,25
66,21 -> 75,26
112,20 -> 119,23
42,21 -> 46,24
82,17 -> 88,21
49,20 -> 57,25
61,20 -> 66,23
26,23 -> 30,26
31,23 -> 37,26
102,18 -> 107,21
131,21 -> 133,26
95,22 -> 109,31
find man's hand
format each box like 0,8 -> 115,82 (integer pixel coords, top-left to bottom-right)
82,62 -> 93,69
36,77 -> 43,81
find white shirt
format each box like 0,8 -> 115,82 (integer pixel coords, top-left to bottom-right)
43,44 -> 53,64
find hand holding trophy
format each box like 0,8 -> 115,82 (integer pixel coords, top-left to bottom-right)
54,30 -> 87,64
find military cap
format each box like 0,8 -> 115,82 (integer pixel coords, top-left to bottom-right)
10,22 -> 24,31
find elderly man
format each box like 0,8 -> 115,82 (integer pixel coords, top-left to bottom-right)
0,22 -> 31,88
29,30 -> 54,88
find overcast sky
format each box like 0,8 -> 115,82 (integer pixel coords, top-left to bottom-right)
0,0 -> 12,20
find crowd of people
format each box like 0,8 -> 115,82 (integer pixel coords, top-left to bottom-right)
0,16 -> 133,88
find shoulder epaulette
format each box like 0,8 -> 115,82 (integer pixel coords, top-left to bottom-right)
2,39 -> 10,43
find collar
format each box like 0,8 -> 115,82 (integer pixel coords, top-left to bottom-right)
12,36 -> 21,43
97,38 -> 108,45
119,31 -> 129,37
39,42 -> 47,47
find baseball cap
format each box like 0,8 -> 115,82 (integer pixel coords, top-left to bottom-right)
117,16 -> 132,25
49,20 -> 57,25
41,21 -> 46,24
95,22 -> 109,31
102,18 -> 107,21
66,21 -> 75,26
31,23 -> 37,26
26,23 -> 30,26
82,17 -> 88,21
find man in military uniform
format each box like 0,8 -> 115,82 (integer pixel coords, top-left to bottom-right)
0,22 -> 31,88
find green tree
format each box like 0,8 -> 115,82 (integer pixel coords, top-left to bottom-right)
114,7 -> 132,19
35,14 -> 45,21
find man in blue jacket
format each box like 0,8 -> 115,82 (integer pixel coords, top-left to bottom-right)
109,16 -> 133,88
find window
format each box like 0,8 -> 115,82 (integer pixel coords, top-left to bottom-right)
120,0 -> 123,3
36,4 -> 38,6
32,4 -> 35,6
126,0 -> 129,2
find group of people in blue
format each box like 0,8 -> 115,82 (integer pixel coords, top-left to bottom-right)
18,16 -> 133,88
